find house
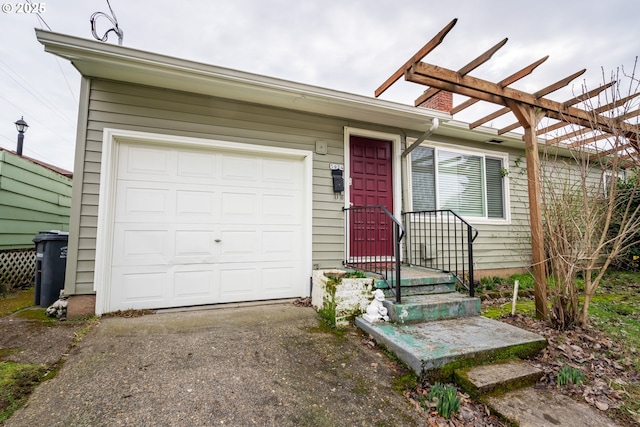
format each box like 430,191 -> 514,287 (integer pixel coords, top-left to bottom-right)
36,30 -> 538,316
0,148 -> 72,288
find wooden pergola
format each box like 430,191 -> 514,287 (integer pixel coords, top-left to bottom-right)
376,19 -> 640,319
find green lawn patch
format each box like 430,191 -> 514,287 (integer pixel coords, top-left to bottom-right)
0,289 -> 35,317
0,361 -> 45,423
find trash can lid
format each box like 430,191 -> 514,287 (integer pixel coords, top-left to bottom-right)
33,230 -> 70,243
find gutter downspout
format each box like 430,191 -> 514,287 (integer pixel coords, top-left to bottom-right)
401,118 -> 440,159
401,118 -> 440,231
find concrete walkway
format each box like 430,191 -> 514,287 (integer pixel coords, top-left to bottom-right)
489,387 -> 621,427
5,303 -> 425,427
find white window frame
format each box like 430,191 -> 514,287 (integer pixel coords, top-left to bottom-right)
406,141 -> 511,225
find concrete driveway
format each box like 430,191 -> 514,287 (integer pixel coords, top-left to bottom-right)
5,302 -> 426,426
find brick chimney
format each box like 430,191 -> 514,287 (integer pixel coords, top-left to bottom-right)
419,91 -> 452,113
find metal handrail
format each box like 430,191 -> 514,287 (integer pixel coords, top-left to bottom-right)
343,206 -> 405,303
402,209 -> 478,296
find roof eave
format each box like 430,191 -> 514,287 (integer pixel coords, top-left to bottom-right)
35,29 -> 450,132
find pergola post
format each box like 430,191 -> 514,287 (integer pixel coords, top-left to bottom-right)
507,101 -> 548,320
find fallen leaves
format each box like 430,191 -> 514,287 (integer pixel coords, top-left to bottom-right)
502,313 -> 639,422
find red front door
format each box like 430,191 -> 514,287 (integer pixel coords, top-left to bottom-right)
349,136 -> 393,258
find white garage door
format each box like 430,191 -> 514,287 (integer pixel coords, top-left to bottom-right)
107,142 -> 308,311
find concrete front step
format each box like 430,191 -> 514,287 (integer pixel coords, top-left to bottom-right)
375,272 -> 456,288
355,315 -> 547,381
383,293 -> 481,324
375,272 -> 457,298
454,360 -> 543,398
380,283 -> 456,298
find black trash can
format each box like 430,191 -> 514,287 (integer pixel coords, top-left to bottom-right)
33,231 -> 69,308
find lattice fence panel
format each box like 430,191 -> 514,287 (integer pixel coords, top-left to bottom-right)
0,249 -> 36,291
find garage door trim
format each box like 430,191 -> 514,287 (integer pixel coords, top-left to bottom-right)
94,128 -> 313,315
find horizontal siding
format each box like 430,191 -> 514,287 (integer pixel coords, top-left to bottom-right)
73,78 -> 395,292
468,151 -> 532,271
72,78 -> 586,292
1,190 -> 70,217
0,152 -> 72,250
0,205 -> 69,225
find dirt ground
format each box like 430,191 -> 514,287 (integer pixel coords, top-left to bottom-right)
0,308 -> 93,367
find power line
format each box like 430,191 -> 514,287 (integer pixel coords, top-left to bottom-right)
24,0 -> 78,106
0,93 -> 76,148
26,0 -> 51,30
0,59 -> 76,129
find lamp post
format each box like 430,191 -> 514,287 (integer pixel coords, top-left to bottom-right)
14,116 -> 28,156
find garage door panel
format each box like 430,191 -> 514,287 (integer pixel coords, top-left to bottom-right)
173,267 -> 217,300
115,182 -> 171,222
262,229 -> 302,260
262,265 -> 301,293
263,193 -> 302,224
108,141 -> 308,312
219,267 -> 258,301
221,192 -> 259,223
174,230 -> 219,261
176,190 -> 220,220
111,269 -> 168,310
112,225 -> 171,266
119,145 -> 173,179
221,155 -> 259,183
262,158 -> 303,189
218,230 -> 259,261
177,151 -> 218,181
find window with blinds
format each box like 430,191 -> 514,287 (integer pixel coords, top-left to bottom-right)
411,146 -> 506,219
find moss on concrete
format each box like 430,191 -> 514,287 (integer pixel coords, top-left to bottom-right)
422,340 -> 547,383
317,276 -> 339,327
454,360 -> 543,399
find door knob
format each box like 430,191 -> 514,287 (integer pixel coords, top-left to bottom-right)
214,239 -> 222,243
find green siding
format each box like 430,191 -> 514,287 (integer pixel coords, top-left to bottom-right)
0,152 -> 72,250
68,78 -> 550,294
71,79 -> 399,294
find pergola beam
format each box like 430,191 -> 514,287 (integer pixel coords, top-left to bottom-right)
407,62 -> 624,131
414,37 -> 508,107
374,18 -> 457,98
498,73 -> 610,135
567,132 -> 609,149
464,69 -> 586,130
451,56 -> 549,115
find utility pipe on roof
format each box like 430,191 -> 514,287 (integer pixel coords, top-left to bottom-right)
402,118 -> 439,158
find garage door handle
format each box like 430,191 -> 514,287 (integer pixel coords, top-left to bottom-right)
214,239 -> 222,243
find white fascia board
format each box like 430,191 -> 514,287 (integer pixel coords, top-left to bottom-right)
35,29 -> 449,133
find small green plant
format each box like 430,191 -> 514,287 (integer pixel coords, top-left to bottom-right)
557,365 -> 585,386
343,270 -> 367,279
426,382 -> 460,419
508,272 -> 535,290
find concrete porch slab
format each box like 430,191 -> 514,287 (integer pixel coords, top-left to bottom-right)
355,315 -> 547,380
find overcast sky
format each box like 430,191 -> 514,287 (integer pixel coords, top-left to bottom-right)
0,0 -> 638,171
